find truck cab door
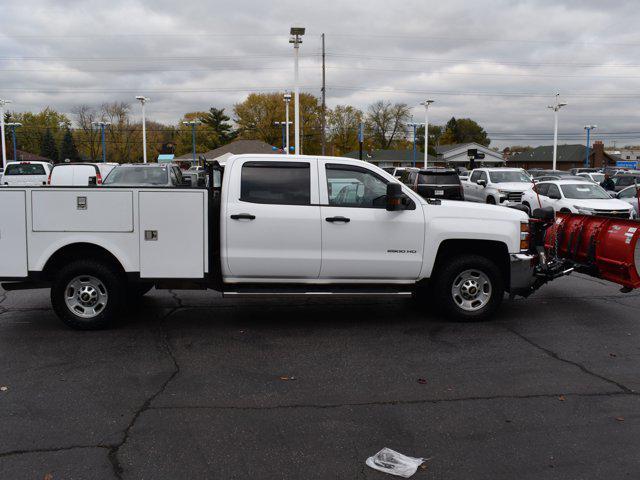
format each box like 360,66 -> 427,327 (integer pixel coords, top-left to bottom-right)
223,158 -> 321,280
319,161 -> 424,280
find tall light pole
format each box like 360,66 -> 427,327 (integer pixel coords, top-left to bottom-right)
0,99 -> 12,169
6,122 -> 22,162
284,92 -> 292,155
420,100 -> 434,168
584,125 -> 597,167
136,96 -> 150,163
274,121 -> 292,153
289,27 -> 305,155
92,121 -> 111,163
183,121 -> 201,165
547,94 -> 567,171
407,122 -> 421,168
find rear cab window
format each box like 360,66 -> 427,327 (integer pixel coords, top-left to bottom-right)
418,172 -> 460,185
240,161 -> 310,205
5,163 -> 46,175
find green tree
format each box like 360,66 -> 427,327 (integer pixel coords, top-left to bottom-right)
59,128 -> 80,162
174,112 -> 222,157
440,117 -> 490,146
327,105 -> 363,155
40,129 -> 58,162
8,107 -> 70,156
200,107 -> 236,146
416,124 -> 444,156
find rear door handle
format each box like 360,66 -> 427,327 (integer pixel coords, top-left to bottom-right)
230,213 -> 256,220
325,216 -> 350,223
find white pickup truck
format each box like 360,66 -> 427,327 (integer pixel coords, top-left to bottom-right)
0,154 -> 536,329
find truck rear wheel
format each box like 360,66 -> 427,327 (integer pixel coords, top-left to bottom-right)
433,254 -> 504,321
51,259 -> 124,330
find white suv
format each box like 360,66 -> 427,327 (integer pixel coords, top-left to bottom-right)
463,168 -> 532,205
2,161 -> 52,186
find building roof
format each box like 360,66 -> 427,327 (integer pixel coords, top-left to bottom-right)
510,144 -> 588,164
9,150 -> 52,162
174,139 -> 276,160
343,149 -> 437,163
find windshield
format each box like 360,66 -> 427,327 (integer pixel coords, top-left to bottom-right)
103,166 -> 168,185
488,171 -> 531,183
5,163 -> 46,175
560,183 -> 610,199
590,173 -> 605,183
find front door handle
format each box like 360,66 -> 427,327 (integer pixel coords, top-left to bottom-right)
325,216 -> 350,223
230,213 -> 256,220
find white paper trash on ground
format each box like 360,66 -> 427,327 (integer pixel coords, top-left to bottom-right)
365,448 -> 425,478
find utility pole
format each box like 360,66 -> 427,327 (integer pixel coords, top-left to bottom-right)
358,122 -> 364,160
136,96 -> 150,163
584,125 -> 597,167
6,122 -> 22,162
321,32 -> 326,156
407,122 -> 420,168
92,121 -> 111,163
420,100 -> 434,168
289,27 -> 305,155
183,121 -> 201,165
547,94 -> 567,171
0,99 -> 12,169
284,93 -> 292,154
274,121 -> 292,153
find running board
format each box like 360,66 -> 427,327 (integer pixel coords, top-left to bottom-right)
223,284 -> 413,297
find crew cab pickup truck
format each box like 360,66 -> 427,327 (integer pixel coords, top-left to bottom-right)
463,168 -> 532,206
0,154 -> 534,329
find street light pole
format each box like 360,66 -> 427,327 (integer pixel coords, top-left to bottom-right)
0,99 -> 12,169
289,27 -> 305,156
284,93 -> 292,155
407,122 -> 420,168
183,121 -> 201,165
6,122 -> 22,162
136,96 -> 150,163
420,100 -> 434,168
584,125 -> 597,167
547,94 -> 567,171
92,121 -> 111,163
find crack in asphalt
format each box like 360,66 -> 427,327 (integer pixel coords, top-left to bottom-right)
504,325 -> 635,394
168,289 -> 184,309
146,390 -> 634,412
107,306 -> 181,480
0,444 -> 111,459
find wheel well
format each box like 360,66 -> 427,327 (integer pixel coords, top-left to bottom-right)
432,239 -> 510,289
42,243 -> 125,281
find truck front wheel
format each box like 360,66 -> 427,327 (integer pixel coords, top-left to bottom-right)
433,254 -> 504,321
51,259 -> 125,330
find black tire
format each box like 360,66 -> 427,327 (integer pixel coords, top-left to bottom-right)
127,282 -> 154,302
486,196 -> 496,204
432,254 -> 504,322
522,202 -> 531,215
51,259 -> 125,330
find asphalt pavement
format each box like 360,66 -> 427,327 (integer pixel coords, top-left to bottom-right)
0,274 -> 638,479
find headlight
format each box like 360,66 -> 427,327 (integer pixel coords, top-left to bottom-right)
574,205 -> 595,214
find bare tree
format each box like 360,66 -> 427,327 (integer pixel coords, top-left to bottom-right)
365,101 -> 411,149
71,105 -> 101,161
101,102 -> 140,163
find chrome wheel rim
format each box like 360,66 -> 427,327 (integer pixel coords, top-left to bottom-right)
451,269 -> 492,312
64,275 -> 108,319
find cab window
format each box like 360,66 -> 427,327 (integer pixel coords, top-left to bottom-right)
547,184 -> 561,199
326,164 -> 388,208
241,161 -> 310,205
469,171 -> 480,182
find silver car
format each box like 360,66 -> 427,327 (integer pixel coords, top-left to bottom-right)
103,164 -> 187,187
616,185 -> 640,218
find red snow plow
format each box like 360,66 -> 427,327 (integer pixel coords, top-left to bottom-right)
520,207 -> 640,295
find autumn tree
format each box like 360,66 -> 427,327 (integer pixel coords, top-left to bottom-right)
365,101 -> 411,149
327,105 -> 363,155
8,107 -> 70,157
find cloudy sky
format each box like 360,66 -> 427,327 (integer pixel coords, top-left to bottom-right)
2,0 -> 640,148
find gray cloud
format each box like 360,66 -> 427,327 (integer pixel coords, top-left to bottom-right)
1,0 -> 639,148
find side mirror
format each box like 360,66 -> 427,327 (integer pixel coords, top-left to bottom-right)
386,182 -> 405,211
477,179 -> 487,187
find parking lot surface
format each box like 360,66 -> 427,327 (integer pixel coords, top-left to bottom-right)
0,274 -> 638,479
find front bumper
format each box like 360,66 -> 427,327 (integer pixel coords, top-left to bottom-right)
509,253 -> 536,295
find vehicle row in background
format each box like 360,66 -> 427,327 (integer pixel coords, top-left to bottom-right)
399,167 -> 464,200
49,163 -> 117,186
2,161 -> 52,186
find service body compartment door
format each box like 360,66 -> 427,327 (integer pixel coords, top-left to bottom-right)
139,191 -> 205,278
0,191 -> 28,277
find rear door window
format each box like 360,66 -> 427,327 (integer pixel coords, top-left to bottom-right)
241,161 -> 310,205
5,163 -> 46,175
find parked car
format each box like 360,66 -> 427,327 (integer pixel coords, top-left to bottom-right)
616,185 -> 640,217
391,167 -> 413,179
463,168 -> 532,205
577,172 -> 605,184
182,165 -> 207,187
570,167 -> 601,175
404,168 -> 464,201
103,163 -> 187,187
2,161 -> 52,186
48,162 -> 118,186
532,169 -> 573,179
534,174 -> 587,182
611,173 -> 640,192
520,180 -> 634,218
381,167 -> 395,175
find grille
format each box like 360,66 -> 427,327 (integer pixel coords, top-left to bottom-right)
593,209 -> 631,219
505,191 -> 523,202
